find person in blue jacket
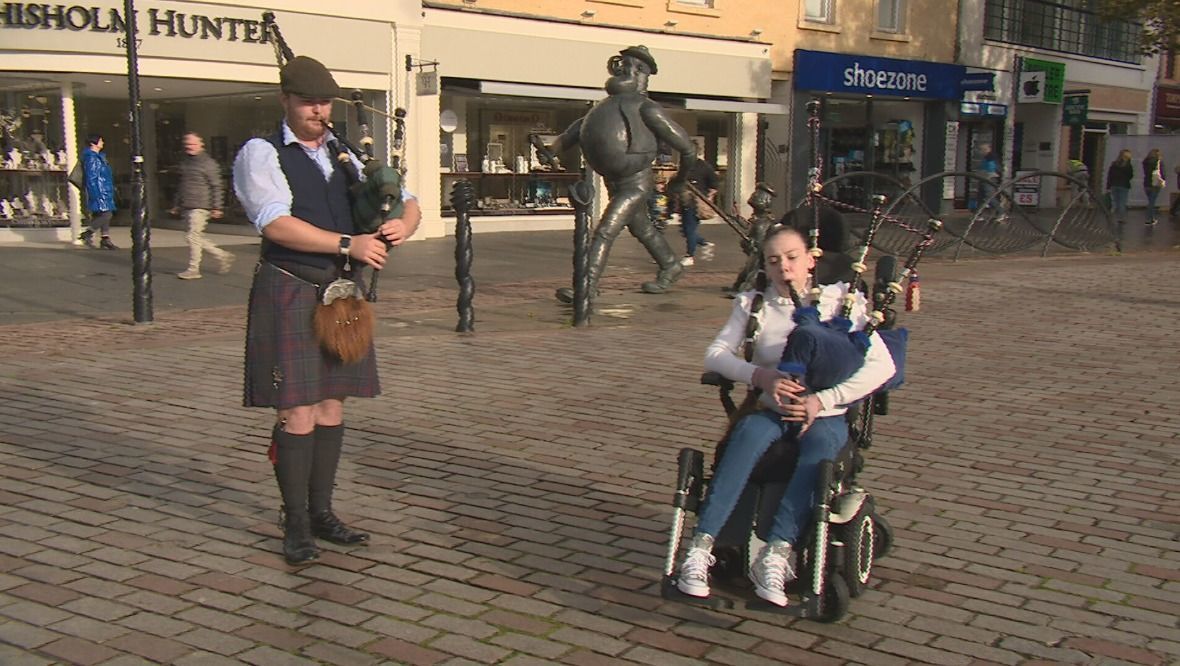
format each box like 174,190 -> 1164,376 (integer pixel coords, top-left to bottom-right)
80,133 -> 117,249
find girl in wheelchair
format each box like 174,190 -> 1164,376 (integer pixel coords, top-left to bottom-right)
675,224 -> 895,607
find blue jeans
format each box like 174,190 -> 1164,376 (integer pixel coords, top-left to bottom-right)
696,410 -> 849,545
978,181 -> 1002,213
1145,186 -> 1161,219
679,194 -> 704,257
1109,186 -> 1129,219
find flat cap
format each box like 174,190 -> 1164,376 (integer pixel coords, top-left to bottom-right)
280,56 -> 340,99
619,45 -> 658,75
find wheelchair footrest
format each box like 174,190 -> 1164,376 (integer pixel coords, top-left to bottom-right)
659,576 -> 736,609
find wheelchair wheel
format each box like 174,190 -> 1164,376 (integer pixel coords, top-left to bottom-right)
815,575 -> 851,623
839,509 -> 874,598
870,511 -> 894,559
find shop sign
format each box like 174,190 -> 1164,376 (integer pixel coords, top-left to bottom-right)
0,2 -> 395,75
960,102 -> 1008,118
416,71 -> 438,96
961,72 -> 995,92
793,49 -> 966,100
1154,85 -> 1180,121
1017,71 -> 1046,103
1012,170 -> 1040,207
1062,94 -> 1088,125
0,3 -> 273,45
1021,57 -> 1066,103
943,121 -> 958,199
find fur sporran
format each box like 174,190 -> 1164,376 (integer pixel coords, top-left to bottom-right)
313,278 -> 374,365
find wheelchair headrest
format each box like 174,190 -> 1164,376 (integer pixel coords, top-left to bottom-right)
779,204 -> 850,253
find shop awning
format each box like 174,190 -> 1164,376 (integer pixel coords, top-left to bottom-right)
478,81 -> 604,102
424,8 -> 771,99
680,98 -> 788,114
468,82 -> 785,114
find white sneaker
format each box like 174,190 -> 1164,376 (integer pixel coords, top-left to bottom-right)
697,244 -> 716,262
750,540 -> 795,607
178,269 -> 202,280
676,534 -> 715,598
679,255 -> 695,267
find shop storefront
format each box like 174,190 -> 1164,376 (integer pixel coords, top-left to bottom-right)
1,0 -> 423,241
952,98 -> 1007,210
787,49 -> 965,213
1155,85 -> 1180,132
423,7 -> 774,232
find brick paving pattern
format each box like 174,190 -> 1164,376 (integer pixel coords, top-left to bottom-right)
0,247 -> 1178,665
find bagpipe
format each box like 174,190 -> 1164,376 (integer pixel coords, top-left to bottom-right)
263,12 -> 408,365
774,203 -> 940,425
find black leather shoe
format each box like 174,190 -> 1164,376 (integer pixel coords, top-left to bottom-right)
310,511 -> 370,545
281,510 -> 320,565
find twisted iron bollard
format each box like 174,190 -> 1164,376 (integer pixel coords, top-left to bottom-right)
568,180 -> 594,327
451,180 -> 477,333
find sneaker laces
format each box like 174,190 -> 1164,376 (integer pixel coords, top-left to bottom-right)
680,545 -> 716,584
757,545 -> 795,588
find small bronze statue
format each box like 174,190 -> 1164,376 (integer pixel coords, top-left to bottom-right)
540,45 -> 698,301
729,182 -> 778,294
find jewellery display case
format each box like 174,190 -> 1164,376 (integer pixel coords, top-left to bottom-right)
1,93 -> 70,228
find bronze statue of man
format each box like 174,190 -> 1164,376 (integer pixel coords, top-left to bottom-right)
546,45 -> 698,302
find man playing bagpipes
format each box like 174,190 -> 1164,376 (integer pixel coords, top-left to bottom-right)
233,55 -> 421,565
675,224 -> 896,607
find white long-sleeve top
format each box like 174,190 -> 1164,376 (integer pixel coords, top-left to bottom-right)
704,283 -> 897,418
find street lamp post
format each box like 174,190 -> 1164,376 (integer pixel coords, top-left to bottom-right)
124,0 -> 153,324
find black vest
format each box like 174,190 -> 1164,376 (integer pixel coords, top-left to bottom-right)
262,133 -> 353,271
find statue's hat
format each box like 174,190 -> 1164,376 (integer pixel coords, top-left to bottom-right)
619,45 -> 658,75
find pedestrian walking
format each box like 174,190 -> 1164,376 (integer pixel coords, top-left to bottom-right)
1105,149 -> 1133,223
677,140 -> 718,267
79,133 -> 118,249
1142,148 -> 1165,225
171,132 -> 232,279
232,55 -> 421,565
976,143 -> 1003,217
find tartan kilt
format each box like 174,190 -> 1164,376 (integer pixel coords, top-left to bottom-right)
244,261 -> 380,409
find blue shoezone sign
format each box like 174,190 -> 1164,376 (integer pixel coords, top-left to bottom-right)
794,49 -> 967,100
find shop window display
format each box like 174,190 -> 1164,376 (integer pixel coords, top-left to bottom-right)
0,90 -> 70,228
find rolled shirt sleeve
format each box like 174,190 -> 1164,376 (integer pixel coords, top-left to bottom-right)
233,138 -> 291,234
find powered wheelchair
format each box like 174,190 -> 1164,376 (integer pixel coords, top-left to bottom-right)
659,249 -> 903,623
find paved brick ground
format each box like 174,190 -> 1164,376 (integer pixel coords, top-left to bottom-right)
0,234 -> 1178,664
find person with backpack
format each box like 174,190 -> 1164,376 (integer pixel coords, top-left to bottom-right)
1142,148 -> 1165,225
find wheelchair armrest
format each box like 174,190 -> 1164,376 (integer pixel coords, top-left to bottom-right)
700,371 -> 735,390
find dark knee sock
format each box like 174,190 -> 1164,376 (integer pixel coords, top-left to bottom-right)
309,423 -> 345,515
272,426 -> 315,516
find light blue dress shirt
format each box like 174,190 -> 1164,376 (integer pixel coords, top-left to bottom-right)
232,121 -> 413,233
